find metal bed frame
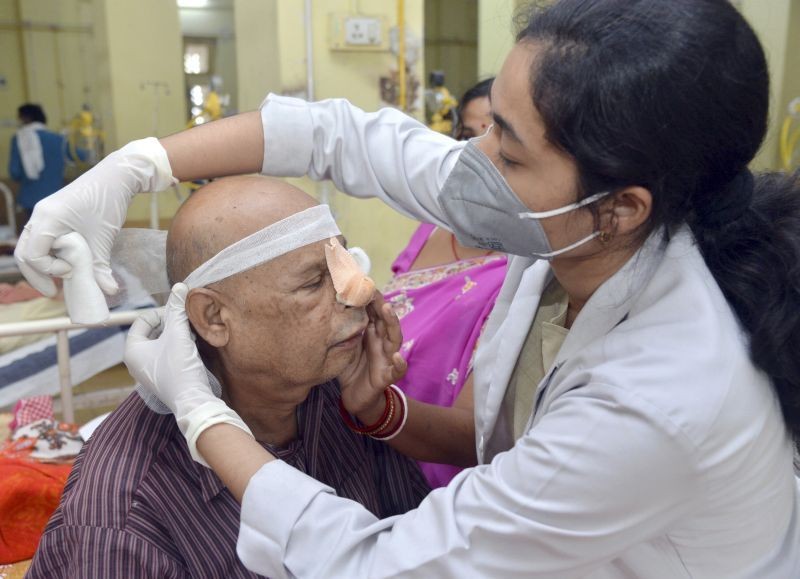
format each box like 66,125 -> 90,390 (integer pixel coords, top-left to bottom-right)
0,308 -> 156,423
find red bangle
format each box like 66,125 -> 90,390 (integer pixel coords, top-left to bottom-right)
371,385 -> 407,440
339,388 -> 393,435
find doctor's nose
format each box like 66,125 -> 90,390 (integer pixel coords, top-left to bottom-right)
474,124 -> 501,166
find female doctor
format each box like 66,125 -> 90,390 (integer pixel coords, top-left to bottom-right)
15,0 -> 800,576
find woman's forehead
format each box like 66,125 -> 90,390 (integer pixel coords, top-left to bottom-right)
493,44 -> 552,150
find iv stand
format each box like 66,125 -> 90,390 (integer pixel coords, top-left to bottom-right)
140,81 -> 171,229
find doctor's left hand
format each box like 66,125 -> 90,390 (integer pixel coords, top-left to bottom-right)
125,283 -> 253,465
338,292 -> 408,417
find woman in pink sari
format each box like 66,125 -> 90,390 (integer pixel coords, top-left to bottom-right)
379,78 -> 506,488
384,222 -> 506,487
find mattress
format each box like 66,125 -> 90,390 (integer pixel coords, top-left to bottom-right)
0,324 -> 127,407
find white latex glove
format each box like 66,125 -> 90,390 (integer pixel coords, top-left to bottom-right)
15,137 -> 176,298
124,283 -> 253,466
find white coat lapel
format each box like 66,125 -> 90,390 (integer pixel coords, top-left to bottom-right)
474,256 -> 551,463
528,228 -> 670,431
556,228 -> 668,363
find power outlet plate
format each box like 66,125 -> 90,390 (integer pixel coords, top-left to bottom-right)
329,13 -> 388,51
345,17 -> 380,45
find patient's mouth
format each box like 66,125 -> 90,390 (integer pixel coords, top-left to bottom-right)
332,324 -> 367,349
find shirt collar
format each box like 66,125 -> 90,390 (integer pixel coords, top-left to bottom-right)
185,398 -> 309,503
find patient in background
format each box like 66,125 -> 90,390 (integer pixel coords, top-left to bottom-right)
28,176 -> 429,578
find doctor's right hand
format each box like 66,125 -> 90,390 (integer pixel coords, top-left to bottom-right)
125,283 -> 253,466
15,137 -> 176,298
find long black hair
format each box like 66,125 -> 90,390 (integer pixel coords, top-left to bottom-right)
517,0 -> 800,438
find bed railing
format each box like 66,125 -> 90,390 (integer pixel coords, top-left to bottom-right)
0,308 -> 157,423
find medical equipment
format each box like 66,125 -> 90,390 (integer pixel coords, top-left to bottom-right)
424,71 -> 458,135
64,107 -> 104,173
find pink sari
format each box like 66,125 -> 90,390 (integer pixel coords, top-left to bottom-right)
383,223 -> 507,488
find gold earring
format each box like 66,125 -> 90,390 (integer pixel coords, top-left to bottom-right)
598,231 -> 613,243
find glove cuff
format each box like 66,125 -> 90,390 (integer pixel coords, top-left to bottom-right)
117,137 -> 178,197
178,399 -> 254,467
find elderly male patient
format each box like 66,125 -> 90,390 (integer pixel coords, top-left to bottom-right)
28,176 -> 429,578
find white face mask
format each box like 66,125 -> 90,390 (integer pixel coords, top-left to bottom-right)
439,139 -> 610,259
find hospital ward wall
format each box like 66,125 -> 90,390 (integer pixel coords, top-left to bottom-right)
0,0 -> 797,276
179,3 -> 238,113
0,0 -> 95,191
0,0 -> 187,225
92,0 -> 187,224
235,0 -> 426,287
739,0 -> 798,171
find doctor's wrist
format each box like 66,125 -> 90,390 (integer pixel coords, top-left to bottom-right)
341,386 -> 407,440
353,389 -> 392,425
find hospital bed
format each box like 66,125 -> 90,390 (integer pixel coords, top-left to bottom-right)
0,264 -> 157,423
0,307 -> 155,423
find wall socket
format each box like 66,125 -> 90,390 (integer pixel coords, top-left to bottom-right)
329,13 -> 388,51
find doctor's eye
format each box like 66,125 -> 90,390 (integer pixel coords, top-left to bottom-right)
498,151 -> 520,168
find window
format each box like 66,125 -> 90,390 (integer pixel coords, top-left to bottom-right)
184,43 -> 210,75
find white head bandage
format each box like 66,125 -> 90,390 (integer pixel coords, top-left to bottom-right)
183,204 -> 341,289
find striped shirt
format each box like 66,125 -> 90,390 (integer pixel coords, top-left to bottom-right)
27,381 -> 429,578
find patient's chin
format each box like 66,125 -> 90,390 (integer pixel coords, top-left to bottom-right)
324,343 -> 361,380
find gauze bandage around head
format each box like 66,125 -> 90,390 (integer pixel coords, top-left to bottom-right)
184,204 -> 341,289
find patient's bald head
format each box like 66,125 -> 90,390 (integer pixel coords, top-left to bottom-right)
166,175 -> 317,285
167,174 -> 367,396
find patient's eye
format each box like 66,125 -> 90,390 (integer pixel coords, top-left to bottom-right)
301,275 -> 325,291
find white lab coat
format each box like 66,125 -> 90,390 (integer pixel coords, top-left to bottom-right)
236,95 -> 800,578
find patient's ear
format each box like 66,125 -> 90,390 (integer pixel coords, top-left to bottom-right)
185,288 -> 230,348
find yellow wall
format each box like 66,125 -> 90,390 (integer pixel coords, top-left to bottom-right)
778,0 -> 800,170
475,0 -> 800,172
233,0 -> 281,110
739,0 -> 796,171
477,0 -> 517,79
0,1 -> 27,182
92,0 -> 187,223
0,0 -> 94,182
235,0 -> 425,286
0,0 -> 186,222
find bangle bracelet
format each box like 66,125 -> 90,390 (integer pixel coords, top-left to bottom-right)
338,388 -> 393,435
364,393 -> 395,436
372,385 -> 408,441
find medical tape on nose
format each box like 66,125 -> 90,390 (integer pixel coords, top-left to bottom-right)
183,204 -> 341,289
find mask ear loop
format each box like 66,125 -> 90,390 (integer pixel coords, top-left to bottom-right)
520,191 -> 615,259
518,190 -> 610,220
531,230 -> 603,260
